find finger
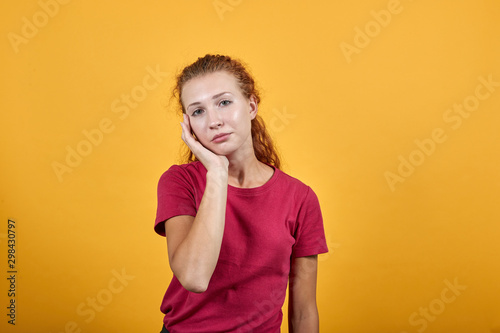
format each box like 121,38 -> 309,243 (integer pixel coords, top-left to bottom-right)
183,113 -> 191,132
181,115 -> 194,142
180,117 -> 187,140
181,114 -> 193,138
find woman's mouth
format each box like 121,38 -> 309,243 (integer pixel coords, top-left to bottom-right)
211,133 -> 231,143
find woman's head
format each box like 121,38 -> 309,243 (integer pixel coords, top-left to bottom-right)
173,54 -> 281,169
175,54 -> 260,112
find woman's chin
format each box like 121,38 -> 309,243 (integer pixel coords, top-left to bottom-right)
207,144 -> 234,157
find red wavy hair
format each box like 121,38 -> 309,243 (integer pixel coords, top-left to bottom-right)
172,54 -> 281,169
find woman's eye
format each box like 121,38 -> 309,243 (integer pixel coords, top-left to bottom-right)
192,109 -> 203,116
220,100 -> 231,106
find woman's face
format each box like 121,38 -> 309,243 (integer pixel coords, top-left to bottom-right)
181,71 -> 257,157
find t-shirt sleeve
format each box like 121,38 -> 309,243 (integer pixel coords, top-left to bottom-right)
154,165 -> 197,237
292,186 -> 329,258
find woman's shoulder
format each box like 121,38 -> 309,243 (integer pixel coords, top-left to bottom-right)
158,161 -> 207,186
162,161 -> 205,175
269,168 -> 321,212
275,167 -> 309,187
274,167 -> 315,197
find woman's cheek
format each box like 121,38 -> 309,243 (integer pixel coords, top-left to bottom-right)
192,128 -> 208,146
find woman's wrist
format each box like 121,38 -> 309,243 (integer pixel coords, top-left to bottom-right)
206,168 -> 228,183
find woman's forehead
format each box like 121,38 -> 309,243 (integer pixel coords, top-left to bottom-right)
181,71 -> 241,104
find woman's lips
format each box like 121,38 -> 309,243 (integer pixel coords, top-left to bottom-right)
212,133 -> 231,143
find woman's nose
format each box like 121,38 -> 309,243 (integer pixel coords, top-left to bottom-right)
207,109 -> 223,128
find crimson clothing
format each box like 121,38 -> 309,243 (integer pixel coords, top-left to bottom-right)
154,161 -> 328,333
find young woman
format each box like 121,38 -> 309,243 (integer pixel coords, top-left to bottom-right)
154,54 -> 328,333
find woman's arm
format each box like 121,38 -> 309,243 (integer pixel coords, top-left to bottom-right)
288,255 -> 320,333
164,169 -> 227,293
164,114 -> 229,293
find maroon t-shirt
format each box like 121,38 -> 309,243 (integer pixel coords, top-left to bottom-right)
154,161 -> 328,332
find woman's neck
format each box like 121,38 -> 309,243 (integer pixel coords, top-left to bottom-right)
226,156 -> 273,188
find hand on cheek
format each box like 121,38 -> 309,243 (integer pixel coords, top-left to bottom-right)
180,114 -> 229,171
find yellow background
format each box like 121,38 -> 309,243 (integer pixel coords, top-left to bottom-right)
1,0 -> 500,332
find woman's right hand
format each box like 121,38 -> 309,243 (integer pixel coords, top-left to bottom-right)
180,113 -> 229,173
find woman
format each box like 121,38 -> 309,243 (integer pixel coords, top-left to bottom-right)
154,54 -> 328,332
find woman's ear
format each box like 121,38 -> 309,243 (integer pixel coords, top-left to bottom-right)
248,95 -> 258,120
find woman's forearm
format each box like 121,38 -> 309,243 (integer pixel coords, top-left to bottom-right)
289,308 -> 319,333
170,169 -> 228,293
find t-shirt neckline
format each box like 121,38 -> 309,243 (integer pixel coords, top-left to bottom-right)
196,161 -> 279,196
228,163 -> 279,195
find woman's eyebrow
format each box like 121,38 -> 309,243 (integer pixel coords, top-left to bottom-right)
187,92 -> 232,109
